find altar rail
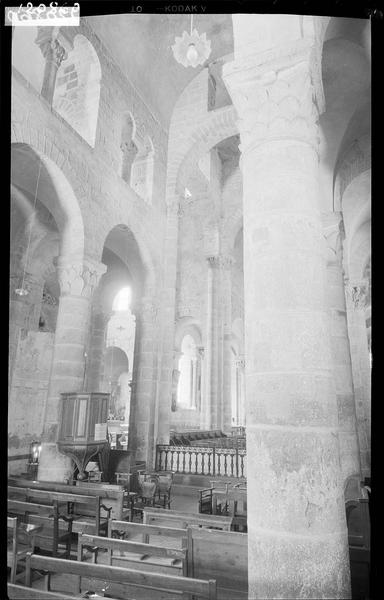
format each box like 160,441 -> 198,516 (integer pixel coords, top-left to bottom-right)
156,445 -> 247,478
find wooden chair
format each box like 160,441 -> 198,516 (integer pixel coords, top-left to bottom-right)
7,517 -> 41,583
132,480 -> 158,521
199,488 -> 213,514
156,471 -> 174,509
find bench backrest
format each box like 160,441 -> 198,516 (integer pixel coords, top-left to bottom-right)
9,478 -> 124,519
7,583 -> 86,600
26,553 -> 217,599
187,526 -> 248,593
8,498 -> 58,518
78,532 -> 186,565
108,518 -> 187,546
143,507 -> 232,530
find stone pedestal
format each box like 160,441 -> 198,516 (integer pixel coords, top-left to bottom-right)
223,20 -> 350,598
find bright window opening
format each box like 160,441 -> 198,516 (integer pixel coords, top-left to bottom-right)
113,286 -> 132,312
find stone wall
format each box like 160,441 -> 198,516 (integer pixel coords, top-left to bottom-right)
8,331 -> 54,474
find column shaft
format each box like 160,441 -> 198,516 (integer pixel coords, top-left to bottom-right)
224,27 -> 350,597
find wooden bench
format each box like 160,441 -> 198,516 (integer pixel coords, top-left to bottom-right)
8,499 -> 73,559
9,486 -> 111,536
78,531 -> 187,576
187,526 -> 248,599
7,582 -> 91,600
9,477 -> 128,520
25,553 -> 217,600
143,507 -> 233,531
211,489 -> 247,532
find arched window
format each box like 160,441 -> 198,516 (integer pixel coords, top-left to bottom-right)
112,286 -> 132,312
53,35 -> 101,147
177,334 -> 198,409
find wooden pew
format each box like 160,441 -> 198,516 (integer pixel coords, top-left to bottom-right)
187,526 -> 248,599
78,531 -> 187,576
7,583 -> 89,600
8,477 -> 128,520
8,499 -> 73,559
143,507 -> 233,531
9,486 -> 111,536
25,553 -> 217,600
211,489 -> 247,532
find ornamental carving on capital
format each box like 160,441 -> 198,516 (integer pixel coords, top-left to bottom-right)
345,282 -> 368,310
56,260 -> 106,298
223,42 -> 321,152
140,297 -> 158,322
206,255 -> 234,269
39,38 -> 68,68
197,346 -> 205,359
236,356 -> 246,370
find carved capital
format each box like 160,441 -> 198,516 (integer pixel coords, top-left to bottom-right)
322,212 -> 344,266
197,346 -> 205,359
138,296 -> 158,322
345,280 -> 368,310
55,258 -> 106,298
206,255 -> 234,269
223,39 -> 320,155
39,37 -> 67,68
236,356 -> 246,370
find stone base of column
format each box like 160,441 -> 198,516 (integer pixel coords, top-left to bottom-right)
37,442 -> 73,482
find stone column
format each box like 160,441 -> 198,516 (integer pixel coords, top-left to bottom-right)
221,256 -> 234,433
87,308 -> 111,393
205,256 -> 221,429
344,280 -> 371,478
170,350 -> 182,413
154,199 -> 180,453
223,23 -> 350,599
324,216 -> 361,483
128,295 -> 158,467
38,257 -> 106,481
35,29 -> 68,104
235,356 -> 246,427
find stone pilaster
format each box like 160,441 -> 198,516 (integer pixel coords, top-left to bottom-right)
235,355 -> 246,426
38,257 -> 106,481
128,295 -> 158,466
223,22 -> 350,598
324,214 -> 361,482
344,279 -> 371,478
35,29 -> 68,104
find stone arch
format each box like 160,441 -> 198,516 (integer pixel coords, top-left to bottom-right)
174,317 -> 203,351
53,34 -> 102,147
99,222 -> 156,299
174,106 -> 238,196
10,141 -> 85,263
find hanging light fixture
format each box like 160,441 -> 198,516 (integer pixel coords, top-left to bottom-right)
172,14 -> 211,68
15,157 -> 42,296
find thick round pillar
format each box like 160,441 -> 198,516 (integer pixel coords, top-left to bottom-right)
221,256 -> 234,433
205,256 -> 221,429
128,296 -> 157,466
224,22 -> 350,599
38,258 -> 106,481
